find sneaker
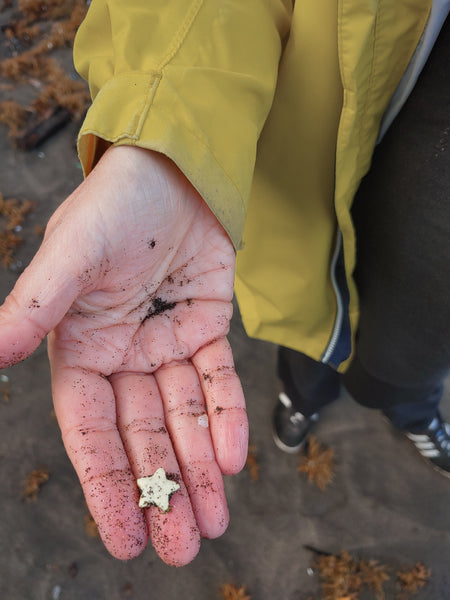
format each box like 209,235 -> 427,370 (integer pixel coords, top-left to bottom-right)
272,392 -> 319,453
405,413 -> 450,478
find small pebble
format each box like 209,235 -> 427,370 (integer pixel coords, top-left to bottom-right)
13,225 -> 22,233
307,567 -> 314,576
37,152 -> 45,159
0,375 -> 9,383
52,585 -> 62,600
9,260 -> 23,273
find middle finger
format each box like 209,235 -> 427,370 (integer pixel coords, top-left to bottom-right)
112,372 -> 200,566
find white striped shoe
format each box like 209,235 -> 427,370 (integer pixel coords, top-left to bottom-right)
406,413 -> 450,478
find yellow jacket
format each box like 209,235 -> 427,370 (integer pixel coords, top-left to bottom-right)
74,0 -> 431,371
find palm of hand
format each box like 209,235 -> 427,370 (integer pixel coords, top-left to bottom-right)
0,148 -> 248,565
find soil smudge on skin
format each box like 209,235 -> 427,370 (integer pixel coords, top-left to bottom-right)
142,297 -> 176,322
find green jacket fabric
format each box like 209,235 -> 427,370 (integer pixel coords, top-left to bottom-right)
74,0 -> 431,371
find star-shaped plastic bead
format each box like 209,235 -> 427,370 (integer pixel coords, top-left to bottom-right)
137,468 -> 180,512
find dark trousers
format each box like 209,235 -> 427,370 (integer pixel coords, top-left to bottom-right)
278,18 -> 450,434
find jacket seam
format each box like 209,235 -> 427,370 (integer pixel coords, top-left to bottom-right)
358,3 -> 380,162
156,0 -> 204,71
135,73 -> 162,138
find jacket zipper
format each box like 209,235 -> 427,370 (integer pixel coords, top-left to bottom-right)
321,229 -> 344,365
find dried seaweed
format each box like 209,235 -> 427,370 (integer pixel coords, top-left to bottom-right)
3,20 -> 41,43
32,62 -> 90,119
1,380 -> 11,402
122,582 -> 133,596
18,0 -> 76,23
84,512 -> 100,538
23,467 -> 50,500
245,444 -> 259,482
220,584 -> 251,600
312,549 -> 430,600
316,550 -> 363,600
396,563 -> 430,598
359,560 -> 390,600
0,193 -> 34,267
34,223 -> 45,236
0,100 -> 28,138
0,45 -> 53,80
0,0 -> 90,147
299,436 -> 335,491
47,0 -> 87,46
2,0 -> 88,78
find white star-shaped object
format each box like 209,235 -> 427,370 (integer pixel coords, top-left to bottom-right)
137,468 -> 180,512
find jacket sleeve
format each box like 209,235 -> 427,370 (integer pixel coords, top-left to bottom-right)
73,0 -> 292,249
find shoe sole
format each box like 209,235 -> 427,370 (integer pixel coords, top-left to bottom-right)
408,440 -> 450,480
428,461 -> 450,480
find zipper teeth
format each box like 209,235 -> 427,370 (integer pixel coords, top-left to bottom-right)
321,230 -> 344,364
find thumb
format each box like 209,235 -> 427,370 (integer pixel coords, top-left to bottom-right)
0,227 -> 92,368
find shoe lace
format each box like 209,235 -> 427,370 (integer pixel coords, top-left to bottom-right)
433,420 -> 450,451
290,412 -> 305,426
436,430 -> 450,450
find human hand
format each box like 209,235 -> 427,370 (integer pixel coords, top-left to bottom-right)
0,146 -> 248,565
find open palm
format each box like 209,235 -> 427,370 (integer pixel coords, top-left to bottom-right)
0,147 -> 248,565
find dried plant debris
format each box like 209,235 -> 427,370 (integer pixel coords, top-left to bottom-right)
34,223 -> 45,236
17,0 -> 78,22
3,20 -> 41,43
84,512 -> 99,538
121,582 -> 133,597
245,444 -> 259,482
1,383 -> 11,402
23,466 -> 50,500
359,560 -> 390,600
299,436 -> 335,491
220,584 -> 251,600
0,192 -> 34,267
0,0 -> 90,147
396,563 -> 431,598
310,548 -> 430,600
0,99 -> 28,137
315,550 -> 364,600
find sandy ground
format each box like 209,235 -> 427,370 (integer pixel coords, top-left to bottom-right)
1,8 -> 450,600
1,132 -> 450,599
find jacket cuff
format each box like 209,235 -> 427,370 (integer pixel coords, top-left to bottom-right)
77,69 -> 248,249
